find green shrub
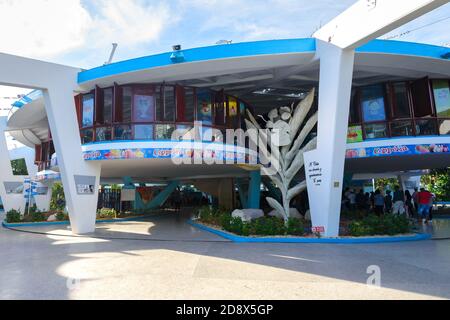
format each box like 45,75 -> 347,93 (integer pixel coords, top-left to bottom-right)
56,212 -> 69,221
6,209 -> 21,223
286,218 -> 305,236
198,206 -> 228,225
31,210 -> 46,222
349,214 -> 411,236
226,216 -> 247,235
250,217 -> 286,236
97,208 -> 117,219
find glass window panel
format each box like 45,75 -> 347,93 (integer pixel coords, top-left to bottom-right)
122,87 -> 132,123
390,121 -> 413,137
215,93 -> 225,125
361,85 -> 386,122
411,78 -> 433,117
364,123 -> 387,139
185,87 -> 195,122
155,124 -> 176,140
114,125 -> 132,140
438,119 -> 450,135
134,125 -> 154,140
133,88 -> 155,122
228,96 -> 239,128
196,89 -> 212,125
96,127 -> 112,142
81,129 -> 94,144
103,88 -> 113,124
82,94 -> 94,127
392,83 -> 411,118
164,86 -> 176,122
349,89 -> 360,123
155,86 -> 163,121
432,80 -> 450,117
175,125 -> 193,140
415,119 -> 437,136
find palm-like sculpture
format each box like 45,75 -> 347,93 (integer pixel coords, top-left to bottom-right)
245,88 -> 318,223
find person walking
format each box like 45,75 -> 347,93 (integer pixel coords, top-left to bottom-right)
384,190 -> 393,214
373,189 -> 384,216
428,192 -> 435,223
392,185 -> 406,215
417,188 -> 433,224
412,188 -> 419,212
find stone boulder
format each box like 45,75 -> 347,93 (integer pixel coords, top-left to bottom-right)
268,208 -> 302,220
231,209 -> 264,222
47,214 -> 58,222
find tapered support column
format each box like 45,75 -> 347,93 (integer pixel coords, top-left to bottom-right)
248,170 -> 261,209
303,40 -> 355,237
43,87 -> 101,234
0,117 -> 26,214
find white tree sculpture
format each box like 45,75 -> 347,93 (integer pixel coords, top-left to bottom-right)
245,88 -> 318,223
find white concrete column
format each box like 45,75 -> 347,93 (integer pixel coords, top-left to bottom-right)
0,117 -> 27,214
43,87 -> 101,234
303,40 -> 355,237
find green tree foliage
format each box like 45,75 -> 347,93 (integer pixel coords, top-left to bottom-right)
375,178 -> 398,191
11,158 -> 28,176
50,182 -> 66,211
421,168 -> 450,201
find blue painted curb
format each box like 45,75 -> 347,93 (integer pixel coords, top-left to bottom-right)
187,220 -> 432,244
2,213 -> 165,229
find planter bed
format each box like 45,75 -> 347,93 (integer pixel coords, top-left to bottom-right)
188,219 -> 431,244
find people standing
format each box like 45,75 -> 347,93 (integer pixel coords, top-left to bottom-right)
417,188 -> 433,224
373,189 -> 385,216
412,188 -> 419,212
392,185 -> 405,215
356,190 -> 365,210
384,190 -> 393,214
428,192 -> 435,223
348,189 -> 356,211
404,190 -> 414,218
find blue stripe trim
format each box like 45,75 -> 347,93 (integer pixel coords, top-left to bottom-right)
78,38 -> 450,85
11,90 -> 43,108
78,38 -> 316,84
187,220 -> 432,244
356,39 -> 450,60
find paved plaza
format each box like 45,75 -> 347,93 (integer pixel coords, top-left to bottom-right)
1,212 -> 450,300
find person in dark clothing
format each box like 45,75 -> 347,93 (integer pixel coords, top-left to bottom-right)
392,185 -> 405,215
355,190 -> 365,210
384,190 -> 393,213
405,190 -> 414,218
373,189 -> 384,216
370,192 -> 375,211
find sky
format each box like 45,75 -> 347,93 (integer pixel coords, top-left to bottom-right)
0,0 -> 449,99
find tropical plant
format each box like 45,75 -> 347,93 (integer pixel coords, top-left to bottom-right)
5,209 -> 21,223
245,88 -> 318,223
421,168 -> 450,201
97,207 -> 117,219
50,182 -> 65,212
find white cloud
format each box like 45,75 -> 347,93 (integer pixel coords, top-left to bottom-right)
0,0 -> 92,58
87,0 -> 172,48
0,0 -> 172,61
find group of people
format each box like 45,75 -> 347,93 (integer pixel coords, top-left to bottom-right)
343,186 -> 435,223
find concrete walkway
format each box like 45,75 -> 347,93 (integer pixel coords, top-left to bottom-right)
1,211 -> 450,299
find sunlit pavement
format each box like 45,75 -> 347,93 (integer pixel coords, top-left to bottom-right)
1,211 -> 450,300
